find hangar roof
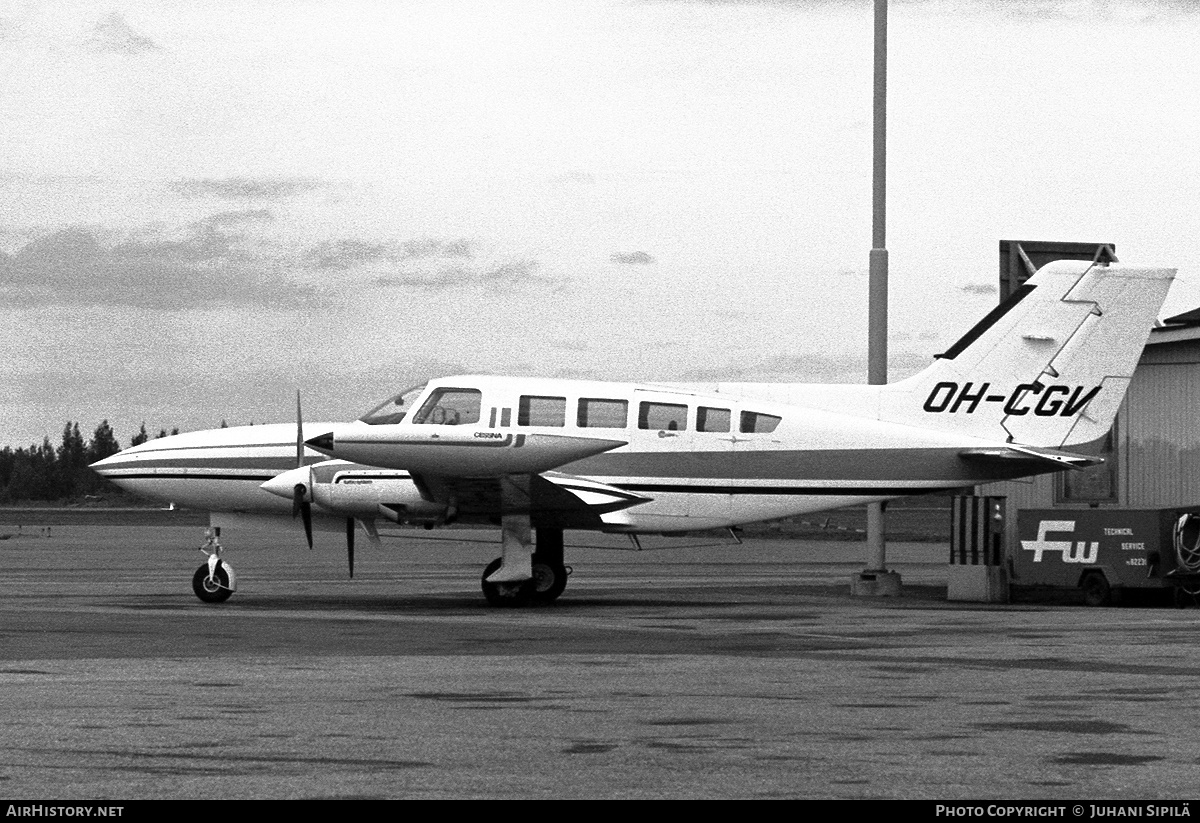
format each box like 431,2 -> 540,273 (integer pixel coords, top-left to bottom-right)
1150,307 -> 1200,346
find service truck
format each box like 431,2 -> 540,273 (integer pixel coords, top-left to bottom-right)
1012,508 -> 1200,606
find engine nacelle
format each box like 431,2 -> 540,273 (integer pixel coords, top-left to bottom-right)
261,461 -> 449,523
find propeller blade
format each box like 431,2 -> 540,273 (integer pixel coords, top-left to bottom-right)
301,501 -> 313,550
292,483 -> 313,550
295,390 -> 304,468
346,517 -> 355,578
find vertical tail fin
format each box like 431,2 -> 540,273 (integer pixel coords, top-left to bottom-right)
882,260 -> 1175,446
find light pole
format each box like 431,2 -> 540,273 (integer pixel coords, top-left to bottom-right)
854,0 -> 902,597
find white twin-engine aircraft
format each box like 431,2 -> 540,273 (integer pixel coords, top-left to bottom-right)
91,260 -> 1175,606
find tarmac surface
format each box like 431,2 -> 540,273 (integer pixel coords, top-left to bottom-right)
1,516 -> 1198,800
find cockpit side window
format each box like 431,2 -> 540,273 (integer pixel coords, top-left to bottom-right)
413,388 -> 482,425
358,385 -> 427,425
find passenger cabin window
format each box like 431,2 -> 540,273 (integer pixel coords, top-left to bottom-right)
697,406 -> 731,433
518,395 -> 566,427
740,411 -> 782,433
413,388 -> 482,425
639,401 -> 687,431
578,398 -> 628,428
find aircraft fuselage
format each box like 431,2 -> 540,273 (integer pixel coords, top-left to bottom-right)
92,375 -> 1032,533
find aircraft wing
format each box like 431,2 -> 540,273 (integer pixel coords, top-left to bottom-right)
959,444 -> 1104,472
305,427 -> 627,475
409,471 -> 653,529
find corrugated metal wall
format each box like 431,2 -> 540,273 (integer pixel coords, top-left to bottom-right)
1123,344 -> 1200,507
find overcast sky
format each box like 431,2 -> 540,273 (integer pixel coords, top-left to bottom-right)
2,0 -> 1199,447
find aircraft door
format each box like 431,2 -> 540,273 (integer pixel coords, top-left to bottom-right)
633,397 -> 732,523
728,407 -> 786,524
690,404 -> 734,522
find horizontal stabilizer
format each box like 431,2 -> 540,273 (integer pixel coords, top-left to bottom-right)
959,444 -> 1104,472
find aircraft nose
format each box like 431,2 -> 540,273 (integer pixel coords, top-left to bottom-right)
260,466 -> 310,500
89,451 -> 131,476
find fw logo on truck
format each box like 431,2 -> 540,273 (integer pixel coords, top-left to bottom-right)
1021,520 -> 1099,564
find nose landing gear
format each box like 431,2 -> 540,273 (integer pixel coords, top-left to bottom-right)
192,527 -> 237,603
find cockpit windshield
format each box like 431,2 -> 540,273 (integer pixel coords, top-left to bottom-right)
358,385 -> 427,425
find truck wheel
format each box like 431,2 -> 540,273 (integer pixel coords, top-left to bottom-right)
1081,573 -> 1111,607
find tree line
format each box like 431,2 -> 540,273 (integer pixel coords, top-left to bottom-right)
0,421 -> 182,503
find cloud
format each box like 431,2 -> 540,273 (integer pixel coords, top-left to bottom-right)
307,239 -> 397,271
960,282 -> 998,295
672,343 -> 939,384
171,177 -> 326,200
305,237 -> 473,271
306,233 -> 553,293
400,238 -> 473,260
205,209 -> 274,228
87,13 -> 158,55
479,259 -> 546,284
673,350 -> 867,384
370,257 -> 552,292
610,251 -> 656,265
0,220 -> 317,311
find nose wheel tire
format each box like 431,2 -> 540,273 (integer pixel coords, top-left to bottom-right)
192,563 -> 233,603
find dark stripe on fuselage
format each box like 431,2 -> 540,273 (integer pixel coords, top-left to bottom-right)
111,442 -> 325,457
99,456 -> 301,472
95,472 -> 278,482
336,435 -> 515,448
100,442 -> 1033,485
569,448 -> 1007,482
616,483 -> 951,496
107,447 -> 981,481
101,473 -> 945,498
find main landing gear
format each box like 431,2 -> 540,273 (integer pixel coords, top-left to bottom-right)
192,527 -> 237,604
481,526 -> 570,607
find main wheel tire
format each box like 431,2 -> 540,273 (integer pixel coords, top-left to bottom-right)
1081,572 -> 1111,607
480,558 -> 534,608
192,563 -> 233,603
530,556 -> 569,604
